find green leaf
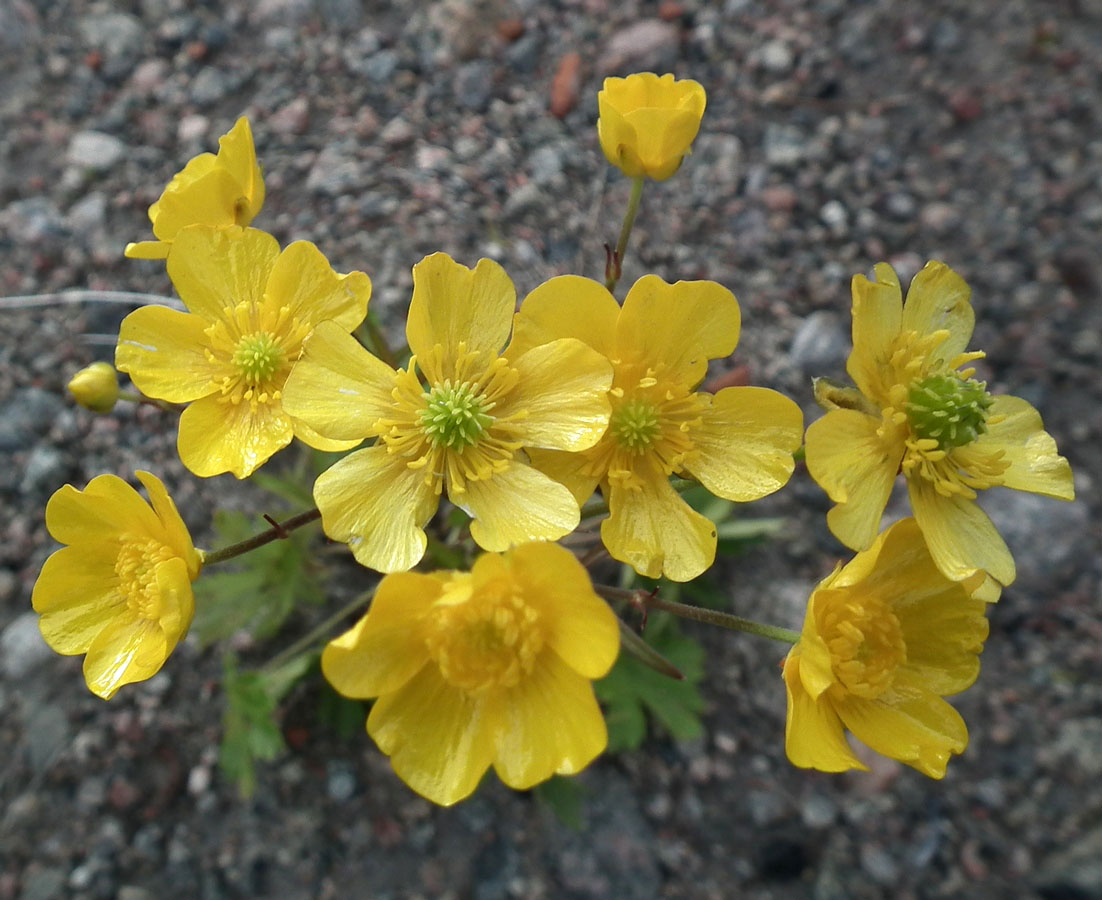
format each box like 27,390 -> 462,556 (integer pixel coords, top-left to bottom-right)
219,655 -> 288,799
534,776 -> 586,830
192,510 -> 326,647
317,681 -> 367,741
250,471 -> 315,510
595,614 -> 706,753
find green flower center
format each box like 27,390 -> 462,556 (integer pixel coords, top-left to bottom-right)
418,380 -> 495,450
906,373 -> 994,450
232,332 -> 284,384
611,398 -> 661,453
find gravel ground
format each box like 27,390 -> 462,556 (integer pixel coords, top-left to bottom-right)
2,0 -> 1100,897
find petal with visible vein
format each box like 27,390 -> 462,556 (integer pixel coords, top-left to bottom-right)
686,386 -> 802,502
368,665 -> 498,806
115,305 -> 216,403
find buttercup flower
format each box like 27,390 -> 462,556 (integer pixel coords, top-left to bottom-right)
805,261 -> 1074,586
509,274 -> 803,581
125,116 -> 265,260
322,541 -> 620,806
116,225 -> 371,478
597,73 -> 707,181
32,472 -> 202,700
282,252 -> 612,573
67,361 -> 119,413
783,518 -> 990,778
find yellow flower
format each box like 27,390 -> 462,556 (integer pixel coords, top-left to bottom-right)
116,225 -> 371,478
281,252 -> 613,573
597,73 -> 707,181
783,518 -> 990,778
31,472 -> 202,700
125,116 -> 265,260
805,261 -> 1074,587
509,274 -> 803,582
67,361 -> 119,413
322,541 -> 619,806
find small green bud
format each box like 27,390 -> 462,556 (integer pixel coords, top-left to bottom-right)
67,362 -> 119,414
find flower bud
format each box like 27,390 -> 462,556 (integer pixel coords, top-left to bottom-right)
597,73 -> 707,181
67,362 -> 119,413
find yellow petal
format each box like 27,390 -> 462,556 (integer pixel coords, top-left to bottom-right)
783,653 -> 866,773
82,617 -> 166,700
177,393 -> 293,479
504,542 -> 620,679
526,447 -> 602,507
136,471 -> 201,579
45,475 -> 162,546
368,664 -> 498,806
405,253 -> 514,385
846,264 -> 903,403
978,395 -> 1074,499
799,589 -> 845,700
805,408 -> 904,550
151,556 -> 195,648
686,386 -> 803,502
622,106 -> 703,181
150,166 -> 242,242
509,275 -> 619,361
601,461 -> 716,582
493,650 -> 608,789
908,478 -> 1015,585
124,240 -> 170,260
834,688 -> 968,779
596,96 -> 646,178
33,544 -> 124,652
289,418 -> 362,453
617,276 -> 740,387
115,305 -> 216,403
265,241 -> 371,333
282,321 -> 397,442
321,573 -> 442,698
313,445 -> 438,573
215,116 -> 264,221
457,461 -> 580,552
166,225 -> 279,322
496,338 -> 612,451
900,261 -> 975,366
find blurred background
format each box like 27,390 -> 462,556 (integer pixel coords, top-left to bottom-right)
1,0 -> 1099,897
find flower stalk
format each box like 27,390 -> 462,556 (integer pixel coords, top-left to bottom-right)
596,585 -> 800,644
605,176 -> 645,293
200,507 -> 322,567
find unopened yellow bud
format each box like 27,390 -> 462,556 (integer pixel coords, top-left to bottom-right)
68,362 -> 119,413
597,73 -> 707,181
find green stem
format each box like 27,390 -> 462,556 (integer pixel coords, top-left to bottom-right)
200,508 -> 322,568
605,176 -> 645,293
260,588 -> 375,675
596,585 -> 800,644
117,390 -> 177,412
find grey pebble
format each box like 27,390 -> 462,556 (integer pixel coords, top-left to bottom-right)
19,868 -> 68,900
67,131 -> 126,172
77,13 -> 145,80
0,388 -> 66,452
790,311 -> 850,373
21,446 -> 68,495
0,612 -> 53,680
